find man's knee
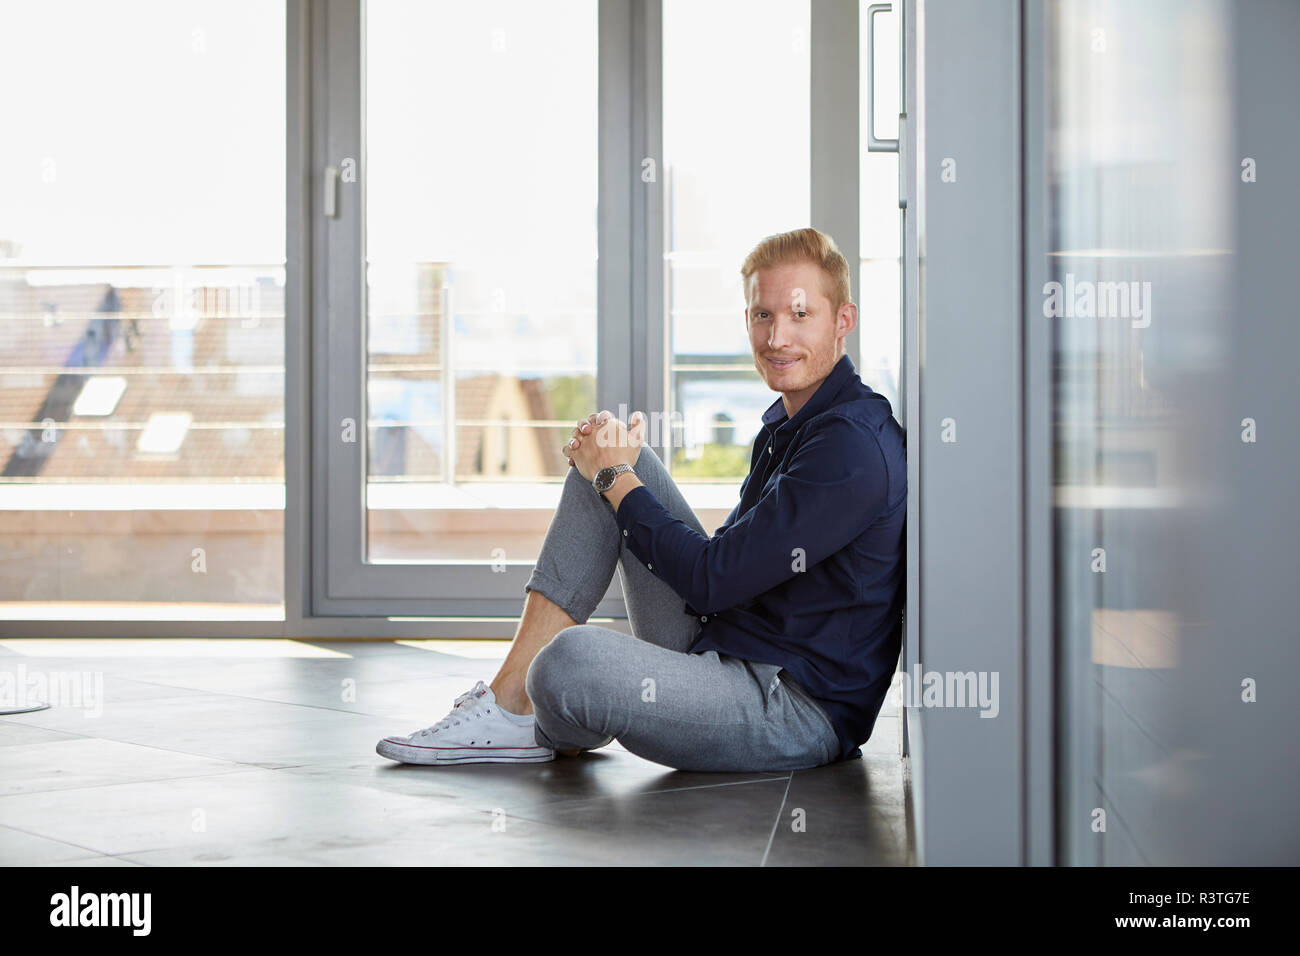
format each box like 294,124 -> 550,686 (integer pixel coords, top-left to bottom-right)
525,624 -> 606,711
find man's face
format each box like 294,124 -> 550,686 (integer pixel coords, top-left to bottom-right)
745,260 -> 856,418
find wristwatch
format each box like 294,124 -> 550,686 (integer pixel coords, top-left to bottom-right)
593,463 -> 634,495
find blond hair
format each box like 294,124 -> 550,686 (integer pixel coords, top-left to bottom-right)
739,227 -> 852,316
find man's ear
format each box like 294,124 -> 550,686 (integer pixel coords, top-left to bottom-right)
838,302 -> 859,338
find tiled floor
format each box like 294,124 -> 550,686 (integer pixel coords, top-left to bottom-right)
0,639 -> 913,866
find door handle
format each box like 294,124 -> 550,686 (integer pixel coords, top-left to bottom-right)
898,111 -> 908,209
866,3 -> 899,153
323,164 -> 340,218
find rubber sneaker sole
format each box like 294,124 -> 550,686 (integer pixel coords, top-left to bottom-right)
376,737 -> 555,765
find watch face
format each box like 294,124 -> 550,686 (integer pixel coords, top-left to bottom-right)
594,467 -> 615,492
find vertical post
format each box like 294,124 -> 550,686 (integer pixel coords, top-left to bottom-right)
912,0 -> 1023,865
1020,0 -> 1056,867
440,281 -> 455,485
811,0 -> 861,369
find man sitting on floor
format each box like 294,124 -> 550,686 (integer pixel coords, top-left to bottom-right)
377,226 -> 907,772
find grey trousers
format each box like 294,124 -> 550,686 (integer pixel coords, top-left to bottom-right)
523,443 -> 841,772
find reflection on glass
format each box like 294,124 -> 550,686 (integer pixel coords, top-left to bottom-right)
1048,0 -> 1233,864
364,0 -> 598,563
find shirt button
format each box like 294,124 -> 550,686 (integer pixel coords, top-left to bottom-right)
700,615 -> 707,623
767,444 -> 773,454
622,529 -> 628,536
647,563 -> 653,570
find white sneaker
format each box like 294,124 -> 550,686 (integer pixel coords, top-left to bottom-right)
376,680 -> 555,765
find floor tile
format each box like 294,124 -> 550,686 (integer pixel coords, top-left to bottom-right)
494,776 -> 794,865
0,639 -> 912,865
0,767 -> 478,859
32,854 -> 145,867
764,755 -> 913,865
286,747 -> 786,814
0,824 -> 105,865
0,737 -> 245,797
0,721 -> 86,748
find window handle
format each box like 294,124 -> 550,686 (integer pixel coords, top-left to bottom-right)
323,165 -> 340,218
866,3 -> 899,153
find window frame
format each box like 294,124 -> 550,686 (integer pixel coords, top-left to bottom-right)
309,0 -> 872,621
2,0 -> 884,638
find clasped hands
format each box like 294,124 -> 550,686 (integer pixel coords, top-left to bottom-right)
561,409 -> 648,484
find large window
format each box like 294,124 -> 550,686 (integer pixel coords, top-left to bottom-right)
0,1 -> 900,629
662,0 -> 810,489
363,0 -> 598,564
0,0 -> 286,620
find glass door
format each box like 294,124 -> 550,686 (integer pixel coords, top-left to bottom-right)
314,0 -> 604,615
364,0 -> 598,567
661,0 -> 810,519
311,0 -> 898,619
0,0 -> 287,623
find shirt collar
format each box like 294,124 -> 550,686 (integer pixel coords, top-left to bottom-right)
760,352 -> 858,432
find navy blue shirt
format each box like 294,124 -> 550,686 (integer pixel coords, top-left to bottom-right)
613,353 -> 907,761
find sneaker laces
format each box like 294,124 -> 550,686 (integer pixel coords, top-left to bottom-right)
412,680 -> 491,738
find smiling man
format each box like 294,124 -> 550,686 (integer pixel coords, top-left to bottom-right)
377,227 -> 907,771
